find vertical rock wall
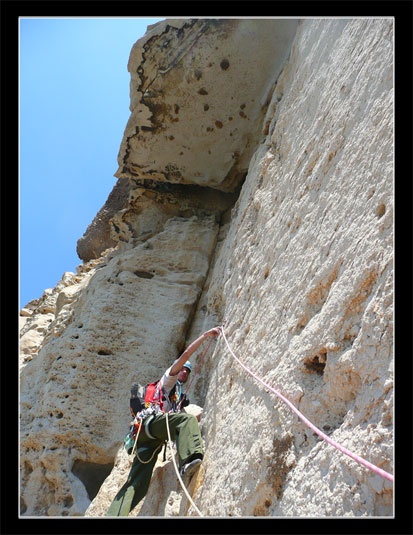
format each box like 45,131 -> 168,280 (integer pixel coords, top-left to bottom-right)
189,18 -> 393,517
20,216 -> 219,515
20,18 -> 393,517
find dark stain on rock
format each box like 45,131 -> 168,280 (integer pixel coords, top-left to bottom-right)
266,434 -> 295,500
165,163 -> 183,179
198,88 -> 208,95
77,178 -> 131,262
376,203 -> 386,218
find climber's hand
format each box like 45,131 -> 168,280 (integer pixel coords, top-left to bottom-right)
181,394 -> 190,408
207,327 -> 222,337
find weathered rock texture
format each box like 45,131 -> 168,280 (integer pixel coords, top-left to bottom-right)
116,18 -> 299,191
76,178 -> 131,261
20,18 -> 393,517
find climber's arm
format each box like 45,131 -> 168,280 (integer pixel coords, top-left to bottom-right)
169,327 -> 221,376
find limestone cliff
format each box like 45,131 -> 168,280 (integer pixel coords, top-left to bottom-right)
20,18 -> 393,517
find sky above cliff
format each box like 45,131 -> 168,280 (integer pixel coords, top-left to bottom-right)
19,17 -> 164,310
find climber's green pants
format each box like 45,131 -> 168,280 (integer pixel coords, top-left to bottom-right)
105,412 -> 203,517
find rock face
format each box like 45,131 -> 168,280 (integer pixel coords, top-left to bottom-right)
20,18 -> 393,517
115,18 -> 299,191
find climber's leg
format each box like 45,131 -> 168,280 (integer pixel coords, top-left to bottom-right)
105,444 -> 160,516
149,412 -> 203,468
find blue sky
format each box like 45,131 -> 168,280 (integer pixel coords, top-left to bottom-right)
19,17 -> 164,310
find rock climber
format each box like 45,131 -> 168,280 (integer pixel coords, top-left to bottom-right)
106,326 -> 221,517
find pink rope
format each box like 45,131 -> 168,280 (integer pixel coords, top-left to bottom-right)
220,326 -> 393,483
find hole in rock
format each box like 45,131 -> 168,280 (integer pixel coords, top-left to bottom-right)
220,58 -> 230,70
63,495 -> 73,508
97,349 -> 112,356
71,460 -> 114,501
134,270 -> 154,279
304,352 -> 327,375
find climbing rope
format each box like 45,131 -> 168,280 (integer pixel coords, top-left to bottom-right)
165,412 -> 204,517
219,325 -> 394,484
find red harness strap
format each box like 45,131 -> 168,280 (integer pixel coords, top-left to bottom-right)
144,381 -> 164,411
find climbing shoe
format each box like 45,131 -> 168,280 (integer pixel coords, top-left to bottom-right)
179,458 -> 202,486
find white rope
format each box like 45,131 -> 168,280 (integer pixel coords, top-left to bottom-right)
131,418 -> 140,457
165,412 -> 204,517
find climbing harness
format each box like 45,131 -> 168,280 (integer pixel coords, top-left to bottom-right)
219,325 -> 394,484
165,411 -> 203,517
127,372 -> 194,463
130,380 -> 169,418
